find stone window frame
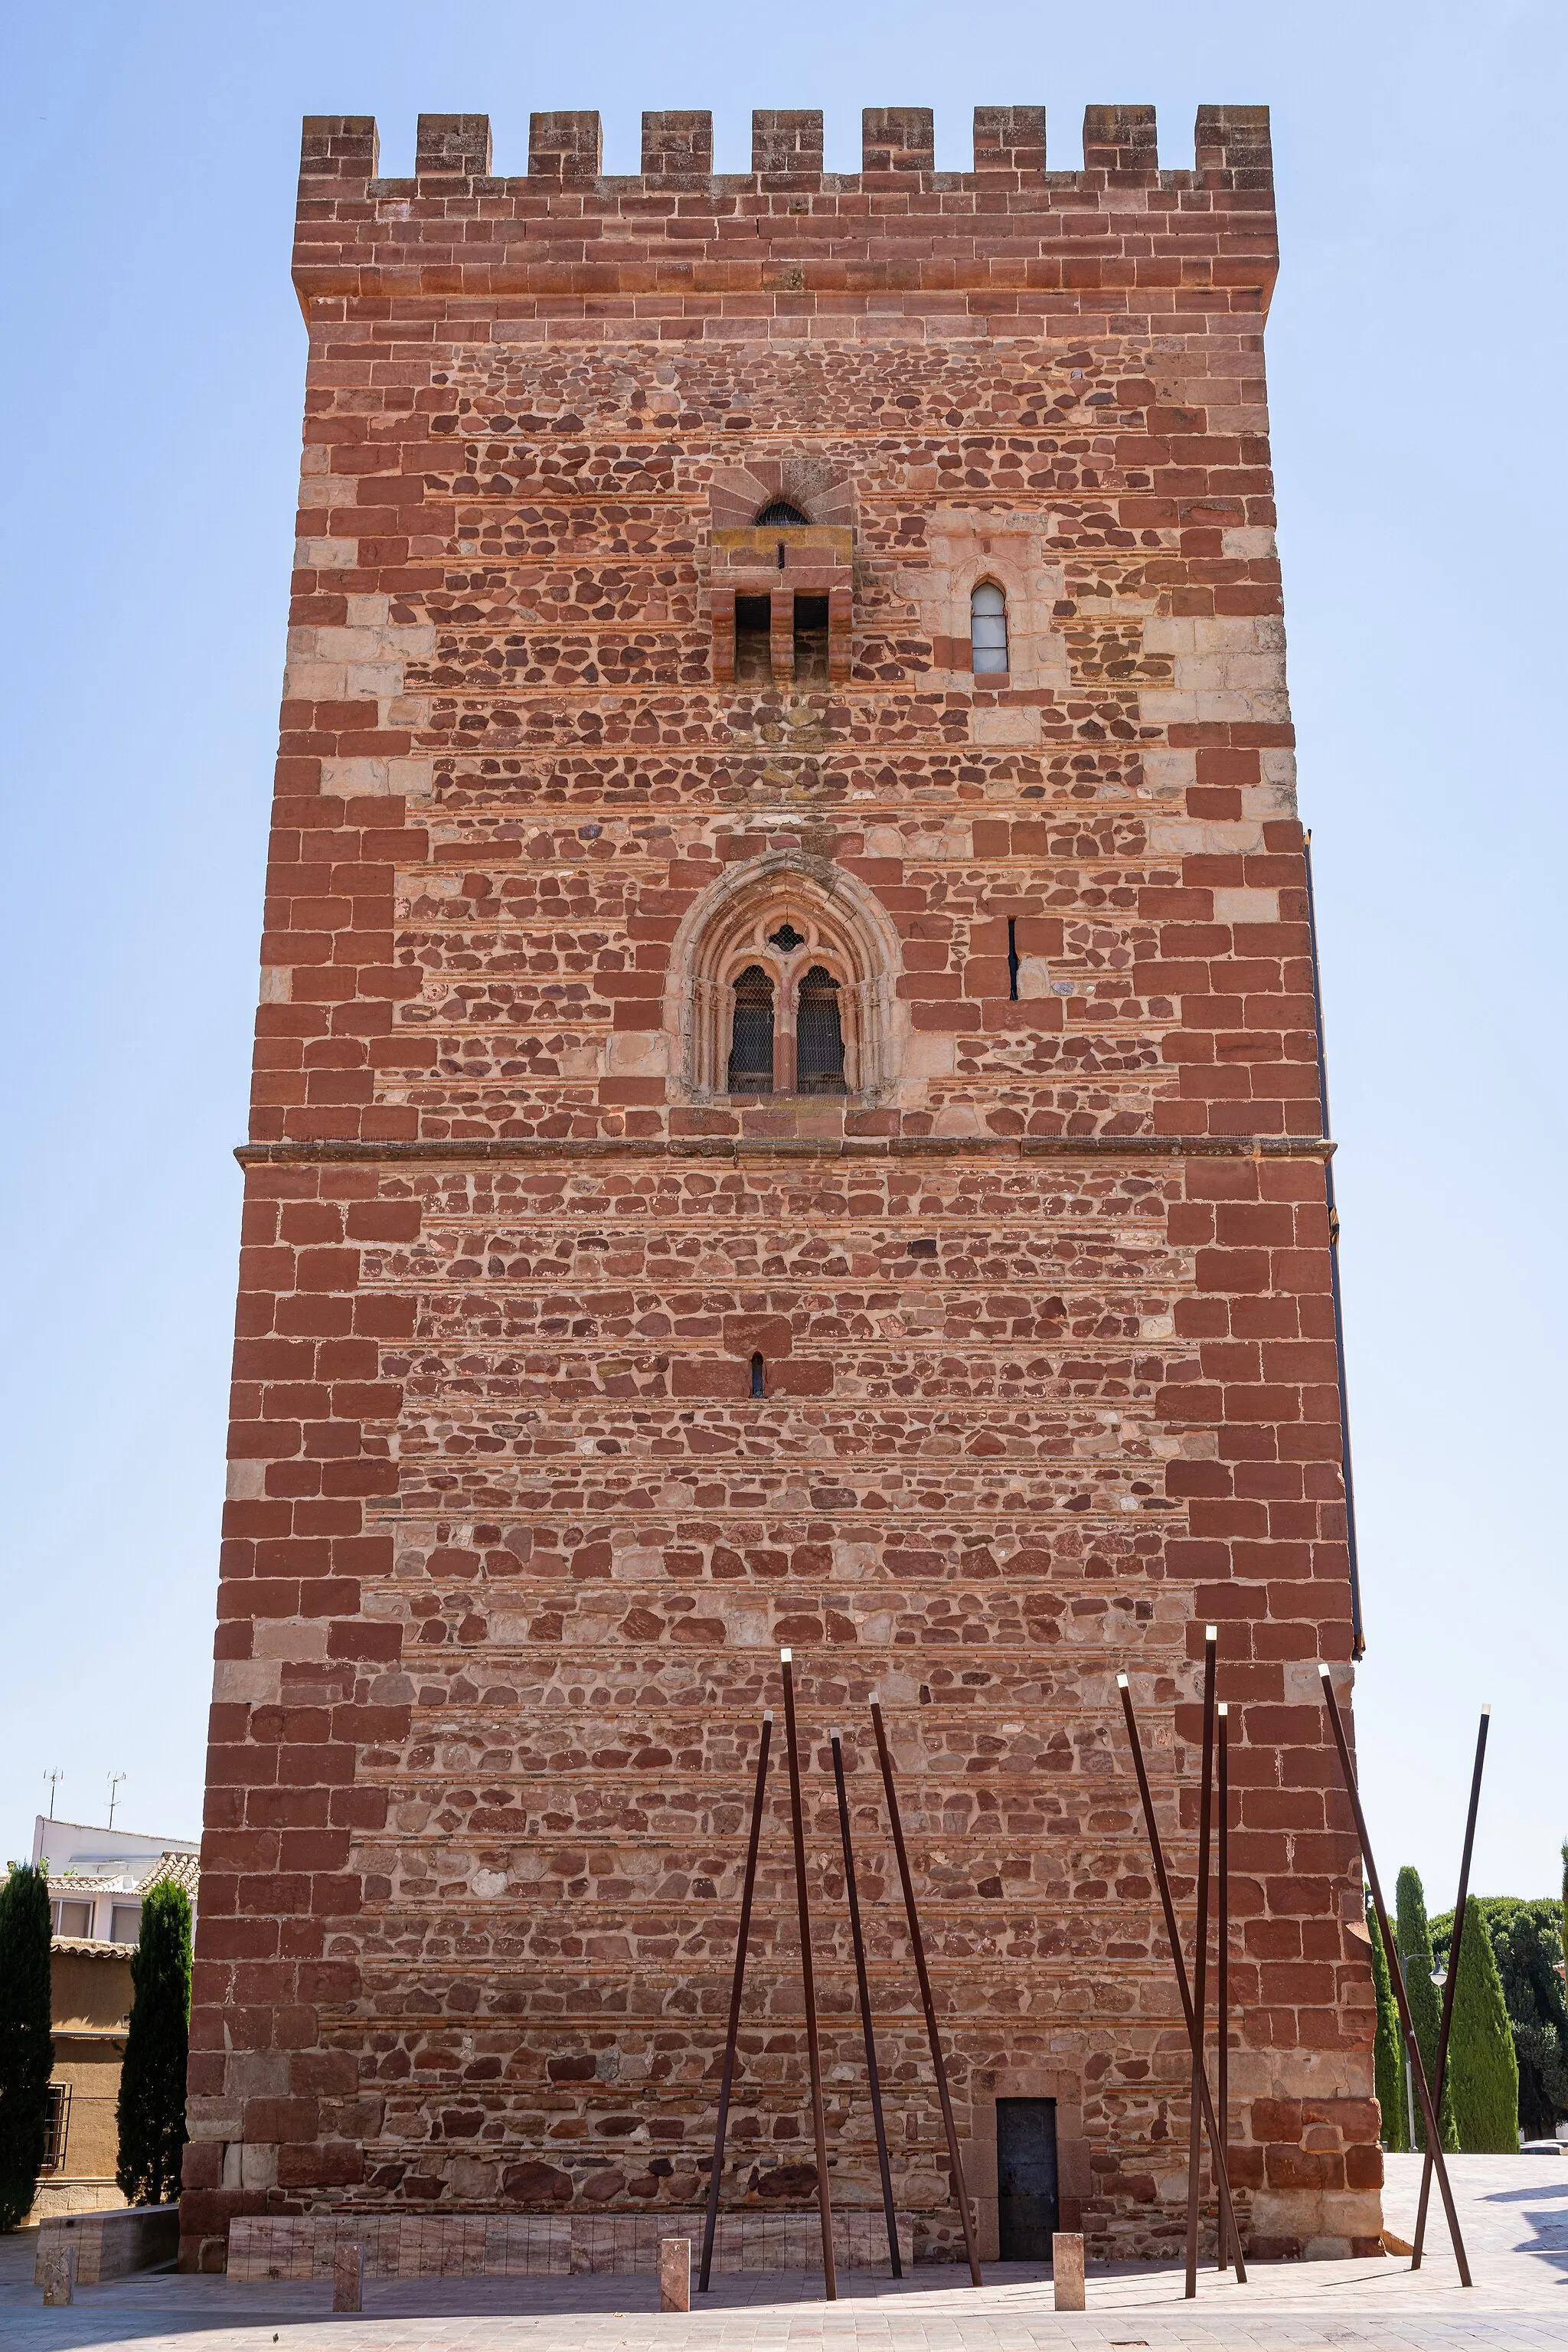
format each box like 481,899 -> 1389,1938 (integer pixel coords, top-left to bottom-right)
970,577 -> 1011,675
668,853 -> 904,1102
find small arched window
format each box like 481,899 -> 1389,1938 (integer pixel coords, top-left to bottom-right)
750,1351 -> 766,1398
795,965 -> 846,1094
756,499 -> 809,525
727,964 -> 775,1093
971,581 -> 1009,675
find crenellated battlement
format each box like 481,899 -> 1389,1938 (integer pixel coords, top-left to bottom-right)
302,103 -> 1270,190
294,104 -> 1276,318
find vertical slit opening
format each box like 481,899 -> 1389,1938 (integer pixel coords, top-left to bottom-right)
1007,917 -> 1021,1001
750,1352 -> 765,1398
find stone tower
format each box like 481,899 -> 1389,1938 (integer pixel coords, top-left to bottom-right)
181,102 -> 1382,2274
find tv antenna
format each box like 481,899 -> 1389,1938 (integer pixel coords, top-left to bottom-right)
44,1769 -> 64,1820
107,1772 -> 126,1830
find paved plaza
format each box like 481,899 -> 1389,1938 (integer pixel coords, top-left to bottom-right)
4,2157 -> 1563,2352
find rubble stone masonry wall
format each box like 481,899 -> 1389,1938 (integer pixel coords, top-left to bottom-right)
181,102 -> 1382,2271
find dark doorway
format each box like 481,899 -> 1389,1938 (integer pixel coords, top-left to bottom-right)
996,2098 -> 1058,2259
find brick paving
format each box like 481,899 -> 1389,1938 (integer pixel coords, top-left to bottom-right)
3,2158 -> 1563,2349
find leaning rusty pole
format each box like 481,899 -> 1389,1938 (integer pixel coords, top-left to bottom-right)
781,1649 -> 838,2298
1412,1707 -> 1489,2269
831,1727 -> 902,2277
869,1695 -> 984,2286
1117,1672 -> 1249,2288
698,1710 -> 773,2294
1315,1664 -> 1472,2286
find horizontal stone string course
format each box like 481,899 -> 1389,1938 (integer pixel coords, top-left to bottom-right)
183,90 -> 1376,2277
236,1135 -> 1334,1165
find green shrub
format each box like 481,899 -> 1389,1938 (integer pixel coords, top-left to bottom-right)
116,1879 -> 191,2206
1395,1867 -> 1458,2151
1368,1893 -> 1406,2150
1434,1896 -> 1568,2143
1444,1907 -> 1519,2149
0,1863 -> 54,2230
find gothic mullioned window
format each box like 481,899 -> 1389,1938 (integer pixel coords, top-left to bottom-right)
673,864 -> 901,1101
971,580 -> 1009,675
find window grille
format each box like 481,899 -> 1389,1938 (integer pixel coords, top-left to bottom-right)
971,581 -> 1009,674
750,1352 -> 766,1398
727,965 -> 775,1093
41,2083 -> 71,2173
756,500 -> 808,525
768,923 -> 805,952
795,965 -> 847,1093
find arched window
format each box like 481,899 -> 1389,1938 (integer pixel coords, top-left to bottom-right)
727,965 -> 775,1093
750,1352 -> 766,1398
971,580 -> 1008,675
756,499 -> 809,525
672,858 -> 904,1101
795,965 -> 846,1093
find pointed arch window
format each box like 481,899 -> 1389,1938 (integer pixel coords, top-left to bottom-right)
795,965 -> 847,1093
971,581 -> 1009,675
727,964 -> 775,1093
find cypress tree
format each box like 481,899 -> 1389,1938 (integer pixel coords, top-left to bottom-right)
0,1862 -> 54,2231
1368,1893 -> 1406,2149
116,1878 -> 191,2206
1435,1896 -> 1568,2143
1446,1906 -> 1519,2149
1394,1866 -> 1457,2152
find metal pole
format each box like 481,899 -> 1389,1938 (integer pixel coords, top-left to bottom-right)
831,1729 -> 902,2277
1184,1628 -> 1218,2298
869,1697 -> 984,2287
781,1651 -> 837,2300
698,1711 -> 773,2293
1217,1702 -> 1233,2271
1117,1676 -> 1249,2284
1413,1707 -> 1490,2268
1315,1664 -> 1471,2285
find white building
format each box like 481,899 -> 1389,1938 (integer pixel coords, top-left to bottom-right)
31,1815 -> 200,1947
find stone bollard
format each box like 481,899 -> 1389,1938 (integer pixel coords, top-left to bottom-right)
1052,2232 -> 1085,2311
659,2235 -> 692,2312
332,2243 -> 364,2313
41,2246 -> 76,2306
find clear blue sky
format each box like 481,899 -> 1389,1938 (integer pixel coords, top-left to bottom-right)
2,2 -> 1563,1916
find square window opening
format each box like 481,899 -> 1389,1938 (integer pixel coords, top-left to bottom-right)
734,595 -> 773,683
793,594 -> 830,684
